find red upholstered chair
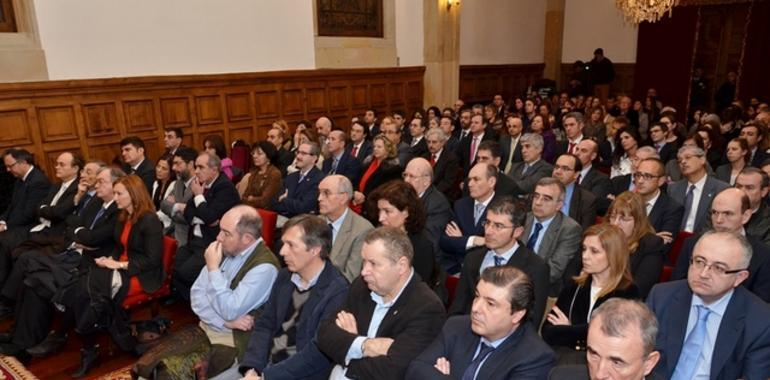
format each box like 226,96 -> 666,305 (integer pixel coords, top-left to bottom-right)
668,230 -> 694,267
257,208 -> 277,250
445,275 -> 460,309
659,266 -> 673,283
230,145 -> 251,184
122,236 -> 178,316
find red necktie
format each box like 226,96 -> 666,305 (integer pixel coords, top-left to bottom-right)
351,145 -> 358,157
430,154 -> 437,166
568,142 -> 575,154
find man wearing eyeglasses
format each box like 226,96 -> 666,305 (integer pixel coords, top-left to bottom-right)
0,149 -> 51,235
634,157 -> 684,245
447,197 -> 549,326
671,188 -> 770,303
646,230 -> 770,380
552,154 -> 597,230
272,142 -> 323,222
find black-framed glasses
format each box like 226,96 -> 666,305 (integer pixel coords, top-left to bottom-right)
633,172 -> 662,181
690,256 -> 748,276
481,220 -> 515,231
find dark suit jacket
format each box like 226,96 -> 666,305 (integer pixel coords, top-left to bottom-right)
406,316 -> 556,380
746,203 -> 770,246
714,164 -> 734,184
421,186 -> 453,252
631,234 -> 666,299
240,264 -> 349,380
360,160 -> 403,196
113,212 -> 164,293
439,195 -> 497,274
752,148 -> 769,168
409,137 -> 429,159
346,140 -> 373,163
323,151 -> 362,186
35,180 -> 79,236
459,132 -> 495,174
68,199 -> 119,262
272,167 -> 324,218
431,150 -> 461,199
609,174 -> 633,196
667,176 -> 730,233
598,139 -> 614,169
542,278 -> 640,349
647,191 -> 684,240
579,167 -> 612,215
657,143 -> 677,164
184,174 -> 240,245
317,274 -> 446,380
448,244 -> 550,326
646,280 -> 770,380
672,234 -> 770,302
567,184 -> 597,230
124,158 -> 155,193
507,159 -> 554,197
275,147 -> 296,177
499,134 -> 523,169
0,167 -> 51,231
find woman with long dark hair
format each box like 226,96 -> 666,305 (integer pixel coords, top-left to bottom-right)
241,141 -> 283,209
152,153 -> 176,231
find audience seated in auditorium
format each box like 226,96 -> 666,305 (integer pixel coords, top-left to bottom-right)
160,147 -> 198,247
322,130 -> 362,186
440,163 -> 498,275
647,231 -> 770,379
318,175 -> 373,282
316,227 -> 445,380
120,136 -> 155,192
424,128 -> 460,200
552,154 -> 597,230
402,158 -> 452,252
408,266 -> 556,379
542,224 -> 640,363
240,141 -> 283,210
672,188 -> 770,302
522,177 -> 583,296
0,148 -> 51,235
448,197 -> 549,326
172,152 -> 240,301
668,145 -> 730,233
271,142 -> 323,222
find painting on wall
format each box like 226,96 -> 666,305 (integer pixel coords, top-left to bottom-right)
317,0 -> 383,38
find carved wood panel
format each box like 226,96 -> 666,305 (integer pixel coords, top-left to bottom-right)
0,67 -> 424,176
459,64 -> 545,105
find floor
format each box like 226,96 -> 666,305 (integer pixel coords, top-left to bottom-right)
0,301 -> 199,380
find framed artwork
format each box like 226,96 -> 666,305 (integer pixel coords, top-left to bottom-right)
317,0 -> 383,38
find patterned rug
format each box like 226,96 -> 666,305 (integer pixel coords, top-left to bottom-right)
96,365 -> 132,380
0,355 -> 38,379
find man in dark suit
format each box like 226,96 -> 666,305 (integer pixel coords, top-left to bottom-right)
0,148 -> 51,234
440,163 -> 498,275
667,146 -> 730,233
610,146 -> 660,196
160,147 -> 198,247
267,125 -> 295,176
740,122 -> 768,167
635,158 -> 684,245
345,121 -> 373,162
231,215 -> 349,380
459,114 -> 495,175
554,112 -> 587,158
648,122 -> 676,164
506,133 -> 554,198
522,178 -> 583,295
403,158 -> 452,253
408,266 -> 555,379
317,227 -> 446,380
323,130 -> 362,186
272,142 -> 324,220
573,139 -> 612,215
407,117 -> 429,160
439,116 -> 460,155
171,151 -> 240,301
0,166 -> 120,358
647,231 -> 770,380
499,114 -> 524,174
424,128 -> 461,200
463,141 -> 517,199
0,151 -> 81,286
455,108 -> 473,154
552,154 -> 597,230
163,127 -> 185,156
672,189 -> 770,302
448,197 -> 550,326
120,136 -> 155,193
736,168 -> 770,245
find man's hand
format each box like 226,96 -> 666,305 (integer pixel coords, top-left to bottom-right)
175,203 -> 187,213
434,357 -> 451,375
224,315 -> 254,331
94,256 -> 123,270
74,177 -> 89,204
335,311 -> 358,335
445,222 -> 462,237
241,368 -> 261,380
471,236 -> 485,247
204,241 -> 224,271
352,191 -> 365,206
363,338 -> 394,357
0,224 -> 8,233
191,177 -> 205,196
278,189 -> 288,203
166,194 -> 176,204
656,231 -> 674,244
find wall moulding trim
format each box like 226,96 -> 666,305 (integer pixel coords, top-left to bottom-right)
459,64 -> 545,105
0,66 -> 425,176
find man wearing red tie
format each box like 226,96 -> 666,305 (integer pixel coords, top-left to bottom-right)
558,112 -> 586,157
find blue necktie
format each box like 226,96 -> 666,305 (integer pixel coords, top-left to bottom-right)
681,184 -> 696,230
78,193 -> 93,216
671,305 -> 711,380
462,342 -> 495,380
493,255 -> 505,266
526,222 -> 543,251
331,158 -> 339,174
88,207 -> 106,229
473,203 -> 485,225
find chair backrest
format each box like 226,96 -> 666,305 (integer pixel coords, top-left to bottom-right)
668,230 -> 694,266
257,208 -> 278,250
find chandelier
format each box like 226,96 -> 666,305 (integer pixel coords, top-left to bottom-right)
616,0 -> 678,24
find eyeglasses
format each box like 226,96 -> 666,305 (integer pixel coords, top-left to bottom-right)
402,173 -> 428,180
4,161 -> 19,170
553,165 -> 574,172
632,172 -> 662,181
318,189 -> 345,198
690,256 -> 747,276
296,150 -> 316,157
482,220 -> 515,231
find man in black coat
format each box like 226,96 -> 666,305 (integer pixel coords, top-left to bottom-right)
635,158 -> 683,246
448,197 -> 550,326
267,126 -> 295,176
573,139 -> 612,215
322,130 -> 362,186
317,227 -> 445,380
0,148 -> 51,234
461,141 -> 517,199
459,114 -> 495,175
424,128 -> 461,201
403,158 -> 452,253
552,154 -> 597,230
120,136 -> 155,193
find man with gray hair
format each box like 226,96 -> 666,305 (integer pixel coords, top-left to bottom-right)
318,227 -> 446,380
424,128 -> 460,199
171,151 -> 240,301
506,133 -> 554,197
318,175 -> 373,282
647,231 -> 770,379
667,145 -> 729,233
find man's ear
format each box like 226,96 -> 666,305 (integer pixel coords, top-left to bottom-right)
643,351 -> 661,376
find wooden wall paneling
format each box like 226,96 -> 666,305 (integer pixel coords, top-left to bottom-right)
328,84 -> 350,113
459,64 -> 545,105
281,83 -> 305,119
306,82 -> 329,117
123,99 -> 157,134
88,143 -> 121,167
388,82 -> 405,110
254,85 -> 281,120
194,95 -> 224,125
370,82 -> 387,110
351,84 -> 368,109
160,97 -> 193,128
37,105 -> 79,143
225,92 -> 253,123
229,127 -> 254,146
82,102 -> 119,138
0,108 -> 34,146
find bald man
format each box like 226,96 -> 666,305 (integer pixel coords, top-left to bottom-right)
403,158 -> 452,250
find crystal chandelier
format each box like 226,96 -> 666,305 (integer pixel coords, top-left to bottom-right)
616,0 -> 678,24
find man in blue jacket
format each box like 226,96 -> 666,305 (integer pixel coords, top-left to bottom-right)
217,214 -> 349,380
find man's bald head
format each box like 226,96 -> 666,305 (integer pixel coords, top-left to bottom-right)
403,157 -> 433,195
315,116 -> 332,137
